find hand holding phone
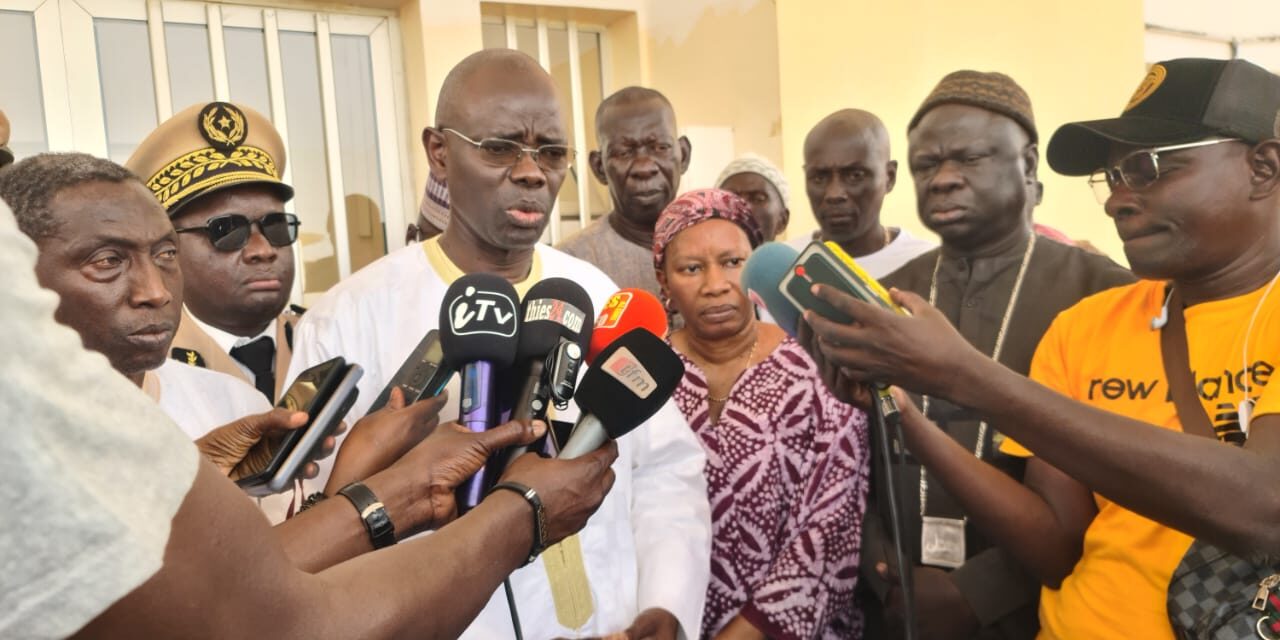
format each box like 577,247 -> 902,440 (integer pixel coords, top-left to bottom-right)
235,357 -> 363,496
778,241 -> 909,323
367,330 -> 454,414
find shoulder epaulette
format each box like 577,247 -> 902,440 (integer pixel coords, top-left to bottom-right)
170,347 -> 207,368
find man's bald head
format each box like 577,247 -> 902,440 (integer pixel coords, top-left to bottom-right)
595,87 -> 675,142
435,49 -> 557,129
803,108 -> 898,252
805,109 -> 890,164
588,86 -> 689,231
426,49 -> 568,257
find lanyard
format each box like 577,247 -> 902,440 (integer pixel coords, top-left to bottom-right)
919,235 -> 1037,516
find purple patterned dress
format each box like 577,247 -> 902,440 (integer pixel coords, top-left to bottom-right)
673,337 -> 870,640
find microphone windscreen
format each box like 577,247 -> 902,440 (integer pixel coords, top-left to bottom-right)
744,242 -> 802,336
575,328 -> 684,439
587,289 -> 668,364
517,278 -> 595,361
439,273 -> 521,368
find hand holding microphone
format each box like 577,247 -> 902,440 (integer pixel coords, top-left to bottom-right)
504,278 -> 593,463
439,273 -> 521,512
496,441 -> 619,548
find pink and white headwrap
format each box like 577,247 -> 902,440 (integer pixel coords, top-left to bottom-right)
652,188 -> 763,272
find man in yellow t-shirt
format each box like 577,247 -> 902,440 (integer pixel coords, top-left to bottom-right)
999,279 -> 1280,637
798,56 -> 1280,639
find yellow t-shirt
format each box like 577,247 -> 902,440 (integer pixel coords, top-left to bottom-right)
1001,278 -> 1280,639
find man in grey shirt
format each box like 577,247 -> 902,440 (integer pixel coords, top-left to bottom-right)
558,86 -> 691,299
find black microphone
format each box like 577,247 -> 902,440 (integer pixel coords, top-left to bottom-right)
558,328 -> 684,459
439,273 -> 521,511
505,279 -> 594,463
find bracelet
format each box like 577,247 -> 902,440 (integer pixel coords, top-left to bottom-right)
488,481 -> 547,565
298,491 -> 328,513
337,482 -> 397,549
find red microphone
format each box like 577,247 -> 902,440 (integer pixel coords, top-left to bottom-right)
587,289 -> 668,364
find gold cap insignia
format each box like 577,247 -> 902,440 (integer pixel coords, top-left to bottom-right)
1125,64 -> 1167,112
199,102 -> 249,152
127,102 -> 292,214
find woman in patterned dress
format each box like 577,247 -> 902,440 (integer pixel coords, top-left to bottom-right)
652,189 -> 872,640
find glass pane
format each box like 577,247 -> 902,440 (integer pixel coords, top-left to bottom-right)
279,30 -> 337,295
165,23 -> 214,112
224,27 -> 272,119
95,19 -> 158,162
546,27 -> 580,220
481,21 -> 506,49
515,24 -> 538,60
578,31 -> 608,219
331,34 -> 386,273
0,10 -> 48,159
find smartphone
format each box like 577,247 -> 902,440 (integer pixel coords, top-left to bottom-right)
365,329 -> 454,414
235,357 -> 363,497
778,241 -> 908,324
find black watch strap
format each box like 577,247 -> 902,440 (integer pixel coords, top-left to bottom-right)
338,482 -> 396,549
488,481 -> 547,565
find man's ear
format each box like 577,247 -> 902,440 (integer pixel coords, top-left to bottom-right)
589,149 -> 607,185
777,207 -> 791,237
425,127 -> 447,174
1248,139 -> 1280,201
1023,142 -> 1040,184
884,159 -> 898,193
677,135 -> 692,175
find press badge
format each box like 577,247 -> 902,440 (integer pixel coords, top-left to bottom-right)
921,516 -> 966,569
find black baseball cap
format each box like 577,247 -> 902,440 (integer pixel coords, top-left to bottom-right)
1048,58 -> 1280,176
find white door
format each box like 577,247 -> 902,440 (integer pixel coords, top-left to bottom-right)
0,0 -> 413,304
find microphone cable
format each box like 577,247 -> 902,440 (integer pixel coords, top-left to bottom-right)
870,390 -> 918,640
504,577 -> 524,640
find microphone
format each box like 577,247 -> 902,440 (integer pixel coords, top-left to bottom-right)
743,242 -> 802,336
587,288 -> 669,364
439,273 -> 521,510
559,328 -> 684,459
505,278 -> 594,461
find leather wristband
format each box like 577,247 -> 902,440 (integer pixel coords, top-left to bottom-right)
488,481 -> 547,565
338,481 -> 396,549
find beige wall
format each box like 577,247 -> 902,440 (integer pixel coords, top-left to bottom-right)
397,0 -> 783,221
775,0 -> 1146,262
400,0 -> 485,194
640,0 -> 784,172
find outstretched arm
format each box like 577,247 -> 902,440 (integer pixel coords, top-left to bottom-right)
804,284 -> 1280,558
75,441 -> 620,639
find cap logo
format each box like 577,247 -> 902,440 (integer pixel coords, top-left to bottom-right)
199,102 -> 248,151
1125,64 -> 1167,112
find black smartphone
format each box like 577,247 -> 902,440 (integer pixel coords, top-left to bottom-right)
366,329 -> 454,413
235,357 -> 363,496
778,241 -> 908,323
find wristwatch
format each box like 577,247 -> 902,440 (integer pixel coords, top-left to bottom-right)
337,481 -> 397,549
488,481 -> 547,565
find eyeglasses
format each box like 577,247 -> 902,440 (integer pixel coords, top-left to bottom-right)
440,128 -> 575,172
1088,138 -> 1240,203
174,212 -> 301,251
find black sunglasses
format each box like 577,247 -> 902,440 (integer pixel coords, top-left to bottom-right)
174,212 -> 301,251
